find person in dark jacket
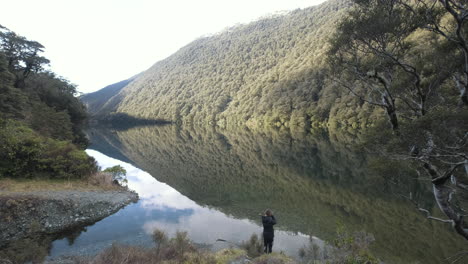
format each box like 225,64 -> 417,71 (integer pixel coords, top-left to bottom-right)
261,209 -> 276,253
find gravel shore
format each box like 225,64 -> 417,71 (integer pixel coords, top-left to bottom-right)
0,189 -> 139,247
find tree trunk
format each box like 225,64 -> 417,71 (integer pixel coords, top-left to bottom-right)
385,105 -> 399,131
461,86 -> 468,106
14,77 -> 25,89
433,183 -> 468,240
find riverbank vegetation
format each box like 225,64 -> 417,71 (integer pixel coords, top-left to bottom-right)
0,165 -> 128,193
70,228 -> 376,264
74,241 -> 288,264
0,25 -> 97,181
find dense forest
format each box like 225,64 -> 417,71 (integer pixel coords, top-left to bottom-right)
82,0 -> 372,130
0,25 -> 96,179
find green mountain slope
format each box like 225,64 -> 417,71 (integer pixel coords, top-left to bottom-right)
83,0 -> 376,130
80,75 -> 139,116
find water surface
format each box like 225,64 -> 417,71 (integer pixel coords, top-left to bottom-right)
49,150 -> 312,258
37,125 -> 467,263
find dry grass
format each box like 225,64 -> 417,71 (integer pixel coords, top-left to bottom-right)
252,253 -> 296,264
74,244 -> 242,264
87,172 -> 117,188
240,233 -> 263,258
0,173 -> 122,194
74,244 -> 295,264
76,244 -> 158,264
70,230 -> 296,264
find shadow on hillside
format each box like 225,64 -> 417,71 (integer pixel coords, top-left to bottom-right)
89,113 -> 172,131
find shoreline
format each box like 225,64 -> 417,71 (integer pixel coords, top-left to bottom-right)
0,189 -> 138,248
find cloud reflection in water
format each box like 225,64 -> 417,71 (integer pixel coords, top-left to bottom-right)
49,150 -> 312,258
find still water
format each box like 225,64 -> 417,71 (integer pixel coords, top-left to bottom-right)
49,150 -> 313,258
50,125 -> 466,262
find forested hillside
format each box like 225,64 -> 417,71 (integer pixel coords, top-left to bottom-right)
0,25 -> 96,179
80,75 -> 139,116
83,0 -> 375,130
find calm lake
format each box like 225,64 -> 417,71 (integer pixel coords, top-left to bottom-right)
49,125 -> 466,262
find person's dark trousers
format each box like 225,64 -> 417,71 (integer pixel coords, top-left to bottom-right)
263,236 -> 273,253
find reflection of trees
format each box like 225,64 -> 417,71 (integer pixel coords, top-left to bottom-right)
0,227 -> 86,264
0,237 -> 51,264
89,125 -> 465,263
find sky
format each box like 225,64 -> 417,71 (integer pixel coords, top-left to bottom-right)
1,0 -> 326,94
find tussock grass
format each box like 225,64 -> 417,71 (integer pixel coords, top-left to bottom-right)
72,230 -> 296,264
75,244 -> 157,264
253,253 -> 296,264
240,233 -> 263,258
87,172 -> 116,188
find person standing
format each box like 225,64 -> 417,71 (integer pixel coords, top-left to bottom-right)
261,209 -> 276,253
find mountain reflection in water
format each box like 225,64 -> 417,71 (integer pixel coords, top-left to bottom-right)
83,125 -> 466,264
49,150 -> 311,259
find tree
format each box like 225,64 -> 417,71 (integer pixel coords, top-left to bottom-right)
0,53 -> 26,119
328,0 -> 454,132
0,25 -> 50,88
0,26 -> 95,180
103,165 -> 127,185
401,0 -> 468,106
329,0 -> 468,241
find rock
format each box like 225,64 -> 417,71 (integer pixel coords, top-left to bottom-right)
0,190 -> 139,247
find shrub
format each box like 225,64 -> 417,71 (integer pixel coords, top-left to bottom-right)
299,224 -> 379,264
88,172 -> 114,187
38,139 -> 97,179
0,119 -> 97,179
0,120 -> 43,178
162,231 -> 196,260
103,165 -> 127,185
331,227 -> 377,264
152,228 -> 168,259
85,243 -> 156,264
78,231 -> 244,264
240,233 -> 264,258
30,103 -> 74,141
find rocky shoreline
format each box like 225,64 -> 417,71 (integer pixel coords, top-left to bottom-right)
0,190 -> 139,247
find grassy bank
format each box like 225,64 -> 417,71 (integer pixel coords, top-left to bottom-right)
72,245 -> 294,264
63,229 -> 376,264
0,164 -> 130,194
0,177 -> 118,193
71,231 -> 296,264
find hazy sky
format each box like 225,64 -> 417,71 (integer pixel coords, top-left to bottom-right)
1,0 -> 326,93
